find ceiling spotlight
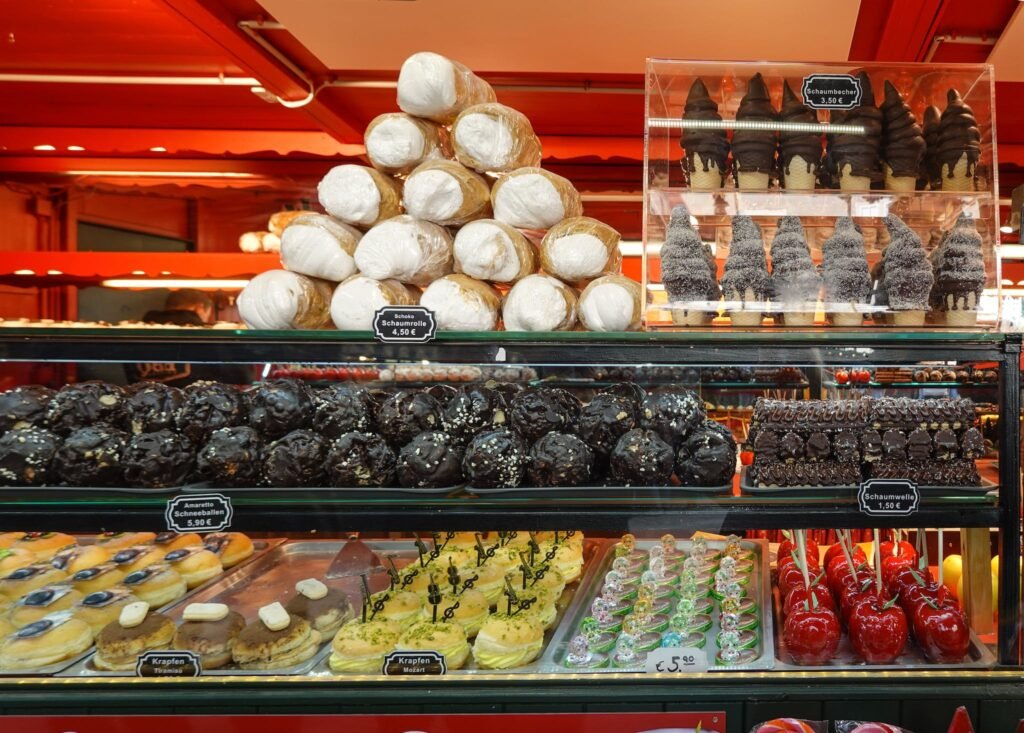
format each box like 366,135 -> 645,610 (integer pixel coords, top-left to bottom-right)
32,144 -> 56,151
1000,225 -> 1014,234
149,146 -> 167,153
66,145 -> 85,152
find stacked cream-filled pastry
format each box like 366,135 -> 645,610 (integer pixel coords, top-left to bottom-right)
236,50 -> 640,333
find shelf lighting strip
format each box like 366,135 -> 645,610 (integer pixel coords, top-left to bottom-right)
649,118 -> 866,135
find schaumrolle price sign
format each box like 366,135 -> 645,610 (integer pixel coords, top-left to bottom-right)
373,306 -> 437,343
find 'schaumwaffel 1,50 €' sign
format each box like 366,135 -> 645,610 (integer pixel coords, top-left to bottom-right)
801,74 -> 862,110
858,478 -> 920,517
373,306 -> 437,344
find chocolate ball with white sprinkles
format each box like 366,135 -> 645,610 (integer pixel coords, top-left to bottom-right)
396,431 -> 464,488
123,429 -> 195,488
609,428 -> 674,486
528,432 -> 594,487
53,424 -> 128,486
247,378 -> 313,438
315,384 -> 376,438
0,426 -> 59,486
326,431 -> 396,487
462,429 -> 528,488
197,426 -> 263,487
639,390 -> 705,449
261,429 -> 326,487
509,388 -> 579,443
47,381 -> 126,434
599,382 -> 646,406
0,385 -> 55,432
426,384 -> 459,406
125,382 -> 182,434
175,381 -> 247,443
441,386 -> 507,444
675,419 -> 737,487
578,394 -> 637,460
377,391 -> 443,446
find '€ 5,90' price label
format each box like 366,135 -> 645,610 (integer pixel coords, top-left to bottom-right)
644,647 -> 708,674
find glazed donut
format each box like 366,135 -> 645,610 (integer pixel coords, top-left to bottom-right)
9,585 -> 84,628
71,587 -> 137,638
0,613 -> 94,670
203,532 -> 254,568
70,563 -> 127,595
94,532 -> 156,551
0,548 -> 35,575
0,563 -> 69,599
12,532 -> 76,561
0,532 -> 26,549
122,564 -> 187,607
50,545 -> 110,575
163,547 -> 223,589
152,532 -> 202,555
109,545 -> 165,575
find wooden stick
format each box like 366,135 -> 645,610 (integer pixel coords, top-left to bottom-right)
938,528 -> 944,588
796,529 -> 811,590
874,528 -> 884,595
838,529 -> 858,586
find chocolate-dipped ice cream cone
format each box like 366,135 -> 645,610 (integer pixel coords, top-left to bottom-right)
933,214 -> 986,326
721,216 -> 770,326
770,216 -> 821,325
921,105 -> 941,189
661,205 -> 719,325
881,81 -> 925,192
731,73 -> 777,190
883,214 -> 934,326
680,79 -> 730,190
827,71 -> 882,191
937,89 -> 981,192
779,81 -> 822,191
822,218 -> 870,327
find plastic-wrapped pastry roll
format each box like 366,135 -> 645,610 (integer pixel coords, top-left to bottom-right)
280,214 -> 361,282
364,113 -> 452,175
539,216 -> 621,283
402,160 -> 491,227
330,275 -> 420,331
317,165 -> 403,228
354,215 -> 454,286
268,210 -> 306,237
238,270 -> 333,330
491,168 -> 582,230
452,103 -> 543,174
502,274 -> 577,332
578,275 -> 643,332
239,232 -> 265,253
453,219 -> 536,283
397,52 -> 496,124
420,274 -> 501,332
260,232 -> 281,253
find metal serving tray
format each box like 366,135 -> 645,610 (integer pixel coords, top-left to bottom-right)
180,482 -> 464,498
467,482 -> 734,499
3,537 -> 282,678
544,537 -> 776,673
770,585 -> 996,670
740,467 -> 996,496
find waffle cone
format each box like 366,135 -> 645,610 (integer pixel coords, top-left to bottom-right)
838,163 -> 871,192
671,309 -> 711,326
783,311 -> 815,326
688,154 -> 723,190
784,157 -> 816,190
736,170 -> 770,190
893,310 -> 926,327
940,154 -> 975,192
884,165 -> 916,192
831,311 -> 863,327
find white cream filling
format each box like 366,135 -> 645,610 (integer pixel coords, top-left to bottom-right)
354,218 -> 450,283
453,221 -> 521,282
330,277 -> 392,331
403,169 -> 464,222
238,271 -> 302,330
280,224 -> 357,282
503,276 -> 568,332
454,113 -> 513,169
580,282 -> 635,332
317,166 -> 381,226
421,279 -> 496,331
397,52 -> 457,118
493,174 -> 565,229
366,116 -> 426,169
547,232 -> 609,280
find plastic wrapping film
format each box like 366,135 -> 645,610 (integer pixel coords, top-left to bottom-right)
502,274 -> 578,332
317,165 -> 403,228
238,270 -> 333,330
749,721 -> 827,733
330,275 -> 420,331
539,216 -> 622,283
364,112 -> 452,175
402,159 -> 492,227
491,167 -> 583,230
280,214 -> 362,282
267,210 -> 308,237
452,102 -> 543,174
834,724 -> 914,733
353,215 -> 454,287
397,51 -> 496,124
420,274 -> 501,331
453,218 -> 537,283
577,274 -> 643,332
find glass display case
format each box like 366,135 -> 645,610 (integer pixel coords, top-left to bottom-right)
0,328 -> 1020,730
643,60 -> 1001,329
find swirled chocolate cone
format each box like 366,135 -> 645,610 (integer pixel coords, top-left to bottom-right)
661,205 -> 719,324
822,217 -> 870,326
936,89 -> 981,191
828,71 -> 882,190
933,213 -> 986,325
881,81 -> 925,191
921,105 -> 941,189
680,79 -> 730,189
883,214 -> 934,324
731,73 -> 777,189
779,81 -> 821,190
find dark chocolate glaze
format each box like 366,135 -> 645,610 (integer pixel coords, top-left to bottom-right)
881,80 -> 925,179
638,390 -> 705,449
123,429 -> 195,488
779,80 -> 822,179
197,426 -> 262,487
246,379 -> 313,438
0,385 -> 55,432
314,384 -> 376,438
53,424 -> 128,486
509,389 -> 579,443
377,391 -> 443,447
0,426 -> 59,486
125,382 -> 182,435
577,394 -> 637,459
47,381 -> 126,434
396,431 -> 463,488
731,73 -> 778,176
441,386 -> 507,444
827,71 -> 882,181
675,419 -> 737,487
608,428 -> 675,486
326,431 -> 396,487
527,432 -> 594,487
175,381 -> 246,444
680,78 -> 730,181
261,429 -> 325,487
462,429 -> 528,489
936,88 -> 981,181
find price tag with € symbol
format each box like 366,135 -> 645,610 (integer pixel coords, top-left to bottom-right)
165,494 -> 233,533
645,646 -> 708,674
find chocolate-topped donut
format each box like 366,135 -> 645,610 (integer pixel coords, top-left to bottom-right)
53,424 -> 128,486
123,430 -> 195,488
47,381 -> 126,434
0,385 -> 55,432
175,381 -> 246,443
314,384 -> 376,438
247,379 -> 313,438
197,426 -> 262,487
676,419 -> 737,487
326,432 -> 396,487
396,431 -> 463,488
462,429 -> 528,488
261,429 -> 325,487
509,389 -> 579,443
609,428 -> 675,486
442,387 -> 507,444
125,382 -> 182,434
527,432 -> 594,487
377,391 -> 443,446
639,390 -> 705,449
0,426 -> 59,486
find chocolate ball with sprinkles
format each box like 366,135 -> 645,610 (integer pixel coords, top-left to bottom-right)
441,386 -> 507,444
326,431 -> 396,487
426,384 -> 459,406
675,419 -> 737,487
0,426 -> 59,486
175,381 -> 247,444
528,432 -> 594,487
197,426 -> 262,487
509,388 -> 580,443
396,431 -> 464,488
0,385 -> 55,432
47,381 -> 126,434
462,429 -> 528,488
377,390 -> 443,446
608,428 -> 675,486
53,424 -> 128,486
314,384 -> 376,438
122,430 -> 196,488
577,394 -> 637,464
639,390 -> 705,449
261,429 -> 326,487
598,382 -> 646,406
125,382 -> 182,434
247,378 -> 314,438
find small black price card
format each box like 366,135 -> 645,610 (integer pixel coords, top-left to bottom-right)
373,306 -> 437,343
382,651 -> 447,676
136,651 -> 201,677
858,479 -> 920,517
801,74 -> 862,110
165,493 -> 233,533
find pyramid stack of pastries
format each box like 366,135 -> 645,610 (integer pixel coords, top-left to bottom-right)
237,51 -> 642,334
